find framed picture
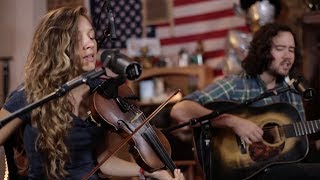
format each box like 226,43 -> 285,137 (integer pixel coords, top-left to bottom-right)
126,38 -> 161,57
141,0 -> 174,36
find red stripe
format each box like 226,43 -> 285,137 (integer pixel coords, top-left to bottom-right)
174,0 -> 210,7
175,9 -> 234,25
157,8 -> 235,27
204,49 -> 225,59
161,29 -> 227,45
160,25 -> 248,45
237,25 -> 250,33
214,69 -> 223,76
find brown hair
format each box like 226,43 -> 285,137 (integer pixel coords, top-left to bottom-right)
24,6 -> 90,179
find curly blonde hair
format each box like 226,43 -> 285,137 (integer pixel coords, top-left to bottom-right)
24,6 -> 89,179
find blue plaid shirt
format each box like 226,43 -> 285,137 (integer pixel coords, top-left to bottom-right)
184,73 -> 306,121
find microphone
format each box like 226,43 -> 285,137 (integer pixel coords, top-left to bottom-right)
107,3 -> 117,40
101,49 -> 142,80
286,75 -> 315,100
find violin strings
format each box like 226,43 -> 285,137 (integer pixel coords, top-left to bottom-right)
144,128 -> 176,173
133,107 -> 176,173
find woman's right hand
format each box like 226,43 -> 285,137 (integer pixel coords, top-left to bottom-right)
147,169 -> 185,180
172,169 -> 185,180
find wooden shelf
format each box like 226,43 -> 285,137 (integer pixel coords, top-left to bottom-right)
303,11 -> 320,24
128,65 -> 213,89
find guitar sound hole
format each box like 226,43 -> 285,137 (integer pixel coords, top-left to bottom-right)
262,123 -> 282,144
249,123 -> 285,162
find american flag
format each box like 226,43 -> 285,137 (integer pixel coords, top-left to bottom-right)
90,0 -> 249,72
90,0 -> 155,49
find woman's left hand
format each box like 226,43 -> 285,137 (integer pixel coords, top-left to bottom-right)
147,169 -> 185,180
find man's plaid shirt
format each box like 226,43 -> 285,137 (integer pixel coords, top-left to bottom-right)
184,73 -> 306,121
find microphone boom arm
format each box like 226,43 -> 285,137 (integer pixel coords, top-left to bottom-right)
0,68 -> 106,128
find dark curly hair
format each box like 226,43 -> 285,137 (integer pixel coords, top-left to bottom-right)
241,23 -> 302,76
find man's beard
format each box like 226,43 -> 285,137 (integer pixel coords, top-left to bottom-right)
267,67 -> 287,83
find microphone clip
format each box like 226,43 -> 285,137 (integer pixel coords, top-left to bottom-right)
286,75 -> 315,101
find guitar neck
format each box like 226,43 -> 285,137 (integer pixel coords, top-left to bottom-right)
283,120 -> 320,137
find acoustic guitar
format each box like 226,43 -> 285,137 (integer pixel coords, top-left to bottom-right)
193,101 -> 317,180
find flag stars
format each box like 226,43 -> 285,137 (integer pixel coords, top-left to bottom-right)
97,31 -> 102,37
120,35 -> 127,41
116,30 -> 121,36
115,18 -> 121,24
100,13 -> 106,19
115,6 -> 120,12
119,12 -> 126,18
125,29 -> 132,35
135,16 -> 141,22
125,17 -> 131,23
124,5 -> 130,11
91,0 -> 145,48
130,10 -> 136,16
134,4 -> 140,10
119,0 -> 125,6
94,7 -> 100,14
136,28 -> 142,34
130,22 -> 136,28
120,23 -> 126,29
116,41 -> 121,47
100,24 -> 106,30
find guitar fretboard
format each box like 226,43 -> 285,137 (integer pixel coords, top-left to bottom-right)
283,120 -> 320,137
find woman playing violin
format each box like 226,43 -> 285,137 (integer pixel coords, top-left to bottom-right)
0,6 -> 184,180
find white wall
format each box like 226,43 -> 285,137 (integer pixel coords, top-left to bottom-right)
0,0 -> 46,92
0,0 -> 92,92
0,1 -> 15,57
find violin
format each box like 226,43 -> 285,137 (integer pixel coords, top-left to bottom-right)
88,78 -> 176,175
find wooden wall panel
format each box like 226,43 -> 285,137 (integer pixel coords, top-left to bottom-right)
47,0 -> 83,11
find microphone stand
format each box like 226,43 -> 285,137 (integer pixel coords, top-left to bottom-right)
166,85 -> 293,180
97,0 -> 117,49
0,68 -> 106,128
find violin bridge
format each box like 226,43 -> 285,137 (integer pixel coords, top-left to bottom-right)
130,112 -> 143,123
87,111 -> 101,127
